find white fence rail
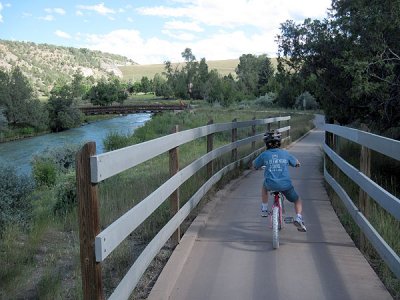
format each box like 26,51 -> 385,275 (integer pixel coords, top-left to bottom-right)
76,116 -> 291,299
323,124 -> 400,279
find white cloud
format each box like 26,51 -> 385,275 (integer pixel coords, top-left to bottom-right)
0,3 -> 3,23
77,3 -> 116,16
45,8 -> 66,15
38,15 -> 54,21
164,20 -> 203,32
81,0 -> 331,64
76,10 -> 83,16
137,0 -> 330,30
83,28 -> 278,64
55,30 -> 71,39
162,30 -> 195,41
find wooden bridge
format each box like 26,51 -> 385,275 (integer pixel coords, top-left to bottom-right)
78,104 -> 187,115
75,115 -> 399,299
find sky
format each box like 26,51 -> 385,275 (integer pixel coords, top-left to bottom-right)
0,0 -> 332,64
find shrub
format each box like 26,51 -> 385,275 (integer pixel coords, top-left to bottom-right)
31,144 -> 80,174
53,172 -> 77,217
103,131 -> 131,151
295,91 -> 319,110
32,160 -> 57,187
0,164 -> 34,233
255,92 -> 277,107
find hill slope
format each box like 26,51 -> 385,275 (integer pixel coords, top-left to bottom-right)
119,58 -> 240,81
0,39 -> 136,95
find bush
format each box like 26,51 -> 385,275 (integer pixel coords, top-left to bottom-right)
255,92 -> 277,107
53,172 -> 77,217
103,131 -> 131,151
0,164 -> 34,233
32,160 -> 57,187
295,91 -> 319,110
31,144 -> 80,174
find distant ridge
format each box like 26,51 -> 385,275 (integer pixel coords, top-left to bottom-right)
0,39 -> 136,95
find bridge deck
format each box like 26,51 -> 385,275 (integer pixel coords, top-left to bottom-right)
149,116 -> 392,300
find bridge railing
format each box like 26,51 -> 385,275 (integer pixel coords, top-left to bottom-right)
323,124 -> 400,279
76,116 -> 291,299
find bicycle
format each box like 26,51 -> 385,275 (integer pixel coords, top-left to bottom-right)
270,191 -> 293,249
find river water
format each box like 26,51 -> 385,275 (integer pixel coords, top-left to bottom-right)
0,113 -> 152,174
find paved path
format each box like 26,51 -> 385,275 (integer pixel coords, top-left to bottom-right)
149,115 -> 392,300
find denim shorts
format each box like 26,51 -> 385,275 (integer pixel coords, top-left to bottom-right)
264,184 -> 299,203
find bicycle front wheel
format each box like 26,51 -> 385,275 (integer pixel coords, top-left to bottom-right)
272,206 -> 279,249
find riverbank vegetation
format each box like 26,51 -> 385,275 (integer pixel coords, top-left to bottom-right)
0,104 -> 315,299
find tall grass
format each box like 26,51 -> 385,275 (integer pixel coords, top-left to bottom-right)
325,137 -> 400,299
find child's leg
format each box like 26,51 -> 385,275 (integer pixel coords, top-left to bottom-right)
294,197 -> 302,215
261,185 -> 269,205
261,185 -> 269,216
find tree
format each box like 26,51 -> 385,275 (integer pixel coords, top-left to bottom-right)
140,76 -> 152,93
276,0 -> 400,134
236,54 -> 274,97
6,67 -> 33,125
85,78 -> 128,106
191,58 -> 209,100
70,70 -> 88,99
47,83 -> 82,132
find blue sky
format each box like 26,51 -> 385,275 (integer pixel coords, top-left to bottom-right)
0,1 -> 331,64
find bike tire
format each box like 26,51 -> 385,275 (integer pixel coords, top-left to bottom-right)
272,206 -> 279,249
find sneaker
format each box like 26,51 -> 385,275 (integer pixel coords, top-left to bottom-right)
261,205 -> 269,217
294,215 -> 307,232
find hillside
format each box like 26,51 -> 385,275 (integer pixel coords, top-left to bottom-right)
119,58 -> 240,81
0,39 -> 136,95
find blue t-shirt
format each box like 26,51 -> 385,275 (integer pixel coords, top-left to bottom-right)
253,148 -> 297,191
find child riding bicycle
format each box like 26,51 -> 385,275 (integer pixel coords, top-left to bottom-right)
252,131 -> 307,232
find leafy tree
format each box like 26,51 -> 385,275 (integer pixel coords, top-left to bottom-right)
192,58 -> 209,100
6,67 -> 33,125
204,70 -> 223,103
153,74 -> 172,98
47,83 -> 82,132
70,70 -> 88,99
236,54 -> 273,97
140,76 -> 152,93
276,0 -> 400,133
85,78 -> 128,106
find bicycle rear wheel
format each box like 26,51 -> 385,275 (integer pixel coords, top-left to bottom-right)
272,206 -> 279,249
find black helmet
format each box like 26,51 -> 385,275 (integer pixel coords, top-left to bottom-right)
263,131 -> 281,148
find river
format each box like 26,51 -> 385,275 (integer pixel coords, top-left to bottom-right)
0,113 -> 152,174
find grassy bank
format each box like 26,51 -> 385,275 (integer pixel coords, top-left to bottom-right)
0,105 -> 315,299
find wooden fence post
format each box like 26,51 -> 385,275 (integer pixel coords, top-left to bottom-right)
287,118 -> 291,145
76,142 -> 104,300
231,118 -> 238,161
251,117 -> 256,151
207,119 -> 214,178
169,125 -> 180,246
359,124 -> 371,254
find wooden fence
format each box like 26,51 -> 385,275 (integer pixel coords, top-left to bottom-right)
323,124 -> 400,279
76,116 -> 291,299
